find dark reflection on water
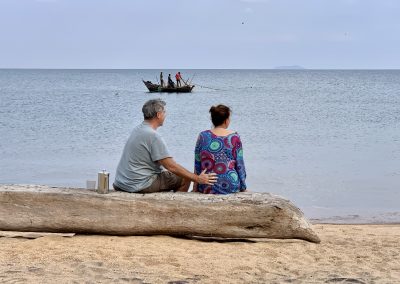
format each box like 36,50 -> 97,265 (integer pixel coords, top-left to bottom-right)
0,69 -> 399,219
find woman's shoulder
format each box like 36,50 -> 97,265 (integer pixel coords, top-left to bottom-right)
225,131 -> 240,139
208,129 -> 238,138
231,131 -> 240,137
229,132 -> 243,148
198,130 -> 212,137
196,130 -> 212,144
225,130 -> 236,136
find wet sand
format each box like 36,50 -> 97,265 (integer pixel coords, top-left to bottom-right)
0,224 -> 399,283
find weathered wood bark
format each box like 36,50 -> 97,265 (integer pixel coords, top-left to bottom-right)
0,231 -> 75,239
0,185 -> 320,243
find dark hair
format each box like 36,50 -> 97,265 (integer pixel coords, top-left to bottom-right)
209,104 -> 231,127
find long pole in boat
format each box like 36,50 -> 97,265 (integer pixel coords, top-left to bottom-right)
189,73 -> 196,85
182,73 -> 191,86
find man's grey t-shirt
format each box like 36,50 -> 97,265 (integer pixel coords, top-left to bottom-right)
114,121 -> 171,192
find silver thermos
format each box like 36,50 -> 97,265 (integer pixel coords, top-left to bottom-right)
97,170 -> 109,194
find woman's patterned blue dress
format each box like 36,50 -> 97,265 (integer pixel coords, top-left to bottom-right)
194,130 -> 247,194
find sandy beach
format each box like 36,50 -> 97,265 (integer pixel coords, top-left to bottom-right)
0,224 -> 399,283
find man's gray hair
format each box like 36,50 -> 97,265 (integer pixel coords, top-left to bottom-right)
142,99 -> 166,120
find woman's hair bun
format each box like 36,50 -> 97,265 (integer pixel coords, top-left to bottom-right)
209,104 -> 231,127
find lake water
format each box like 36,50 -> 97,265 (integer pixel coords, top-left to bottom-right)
0,69 -> 399,221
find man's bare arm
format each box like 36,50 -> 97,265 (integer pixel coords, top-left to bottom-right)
158,157 -> 217,185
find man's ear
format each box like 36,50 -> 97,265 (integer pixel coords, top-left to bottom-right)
156,112 -> 161,119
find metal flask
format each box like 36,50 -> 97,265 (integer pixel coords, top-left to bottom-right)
97,170 -> 109,194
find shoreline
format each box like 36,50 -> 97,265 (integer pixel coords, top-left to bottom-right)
310,216 -> 400,225
1,224 -> 399,283
1,185 -> 399,282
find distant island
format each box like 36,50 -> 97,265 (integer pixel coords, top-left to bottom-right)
274,65 -> 305,70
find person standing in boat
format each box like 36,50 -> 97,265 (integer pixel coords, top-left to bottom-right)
160,72 -> 165,87
168,74 -> 175,88
193,104 -> 247,194
113,99 -> 217,193
175,72 -> 182,87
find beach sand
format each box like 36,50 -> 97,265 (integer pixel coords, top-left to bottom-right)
0,224 -> 399,283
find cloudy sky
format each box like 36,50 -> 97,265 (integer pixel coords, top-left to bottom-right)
0,0 -> 399,69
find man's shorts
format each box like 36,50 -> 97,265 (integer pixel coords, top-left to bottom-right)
140,171 -> 183,193
113,171 -> 182,193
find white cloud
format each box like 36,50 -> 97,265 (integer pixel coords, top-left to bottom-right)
244,7 -> 253,13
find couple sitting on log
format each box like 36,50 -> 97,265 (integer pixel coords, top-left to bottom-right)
113,99 -> 247,194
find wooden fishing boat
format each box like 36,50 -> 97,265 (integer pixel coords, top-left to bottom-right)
143,80 -> 195,93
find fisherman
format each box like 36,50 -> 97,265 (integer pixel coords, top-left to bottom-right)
175,72 -> 182,87
160,72 -> 164,87
168,74 -> 175,88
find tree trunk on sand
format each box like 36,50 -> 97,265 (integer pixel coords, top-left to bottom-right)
0,185 -> 320,243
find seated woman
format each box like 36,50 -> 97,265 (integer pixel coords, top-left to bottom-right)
193,104 -> 247,194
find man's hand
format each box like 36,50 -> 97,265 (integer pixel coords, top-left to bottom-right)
158,157 -> 217,185
197,169 -> 217,185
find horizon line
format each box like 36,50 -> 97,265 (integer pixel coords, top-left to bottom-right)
1,67 -> 400,71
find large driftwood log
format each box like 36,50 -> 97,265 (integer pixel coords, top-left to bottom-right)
0,185 -> 320,243
0,231 -> 75,239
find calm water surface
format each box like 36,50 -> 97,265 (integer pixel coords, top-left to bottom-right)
1,69 -> 399,220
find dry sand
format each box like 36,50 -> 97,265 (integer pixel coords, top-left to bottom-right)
0,224 -> 399,283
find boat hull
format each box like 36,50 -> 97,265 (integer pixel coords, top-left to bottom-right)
143,80 -> 194,93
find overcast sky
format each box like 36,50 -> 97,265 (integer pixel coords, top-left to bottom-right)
0,0 -> 399,69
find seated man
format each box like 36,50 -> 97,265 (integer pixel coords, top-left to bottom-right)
113,99 -> 216,193
168,74 -> 175,88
